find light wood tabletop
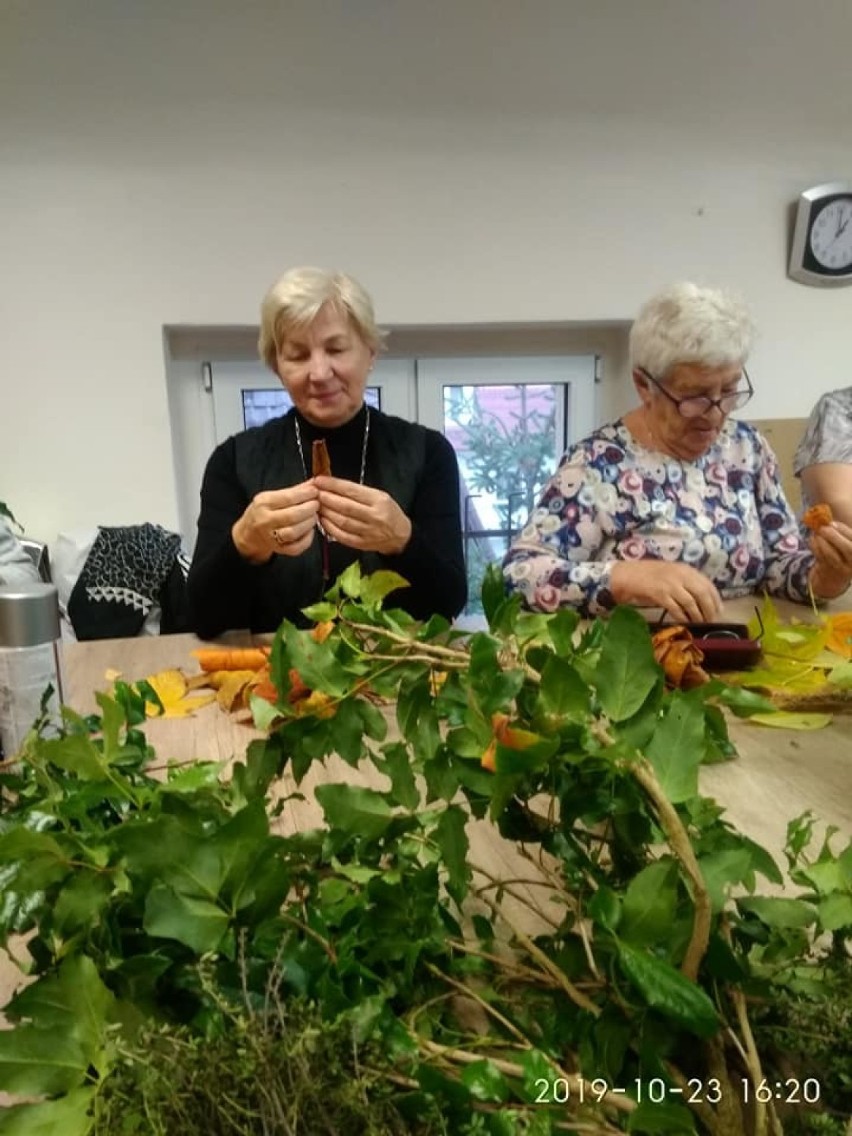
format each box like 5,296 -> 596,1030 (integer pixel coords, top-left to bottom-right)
2,596 -> 849,1025
58,595 -> 851,869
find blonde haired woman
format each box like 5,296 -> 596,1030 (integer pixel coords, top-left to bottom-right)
188,268 -> 466,636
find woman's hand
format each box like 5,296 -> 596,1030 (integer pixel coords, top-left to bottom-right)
316,476 -> 412,555
610,560 -> 723,622
809,521 -> 852,599
231,482 -> 319,562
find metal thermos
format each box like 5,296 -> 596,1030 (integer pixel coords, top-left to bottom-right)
0,582 -> 65,758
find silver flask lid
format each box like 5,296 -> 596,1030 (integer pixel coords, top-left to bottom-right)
0,583 -> 61,648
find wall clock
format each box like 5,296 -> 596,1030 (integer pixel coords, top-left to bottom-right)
788,182 -> 852,287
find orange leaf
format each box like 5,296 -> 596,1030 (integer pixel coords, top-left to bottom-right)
825,613 -> 852,659
802,503 -> 833,531
481,738 -> 497,772
652,627 -> 709,689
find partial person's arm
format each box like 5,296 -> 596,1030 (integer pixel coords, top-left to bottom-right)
800,464 -> 852,529
753,435 -> 816,602
383,433 -> 467,620
502,451 -> 614,617
0,517 -> 40,586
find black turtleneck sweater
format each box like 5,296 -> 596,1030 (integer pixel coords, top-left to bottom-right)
187,405 -> 467,637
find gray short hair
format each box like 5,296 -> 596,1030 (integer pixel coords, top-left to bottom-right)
629,282 -> 755,378
258,267 -> 384,371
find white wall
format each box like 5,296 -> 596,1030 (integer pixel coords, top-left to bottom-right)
2,0 -> 851,543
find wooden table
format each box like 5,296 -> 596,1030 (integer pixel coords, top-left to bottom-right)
60,597 -> 851,865
2,598 -> 850,1020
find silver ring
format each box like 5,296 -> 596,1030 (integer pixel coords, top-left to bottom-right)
271,528 -> 287,547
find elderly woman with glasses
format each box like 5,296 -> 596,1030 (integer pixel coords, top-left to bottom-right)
503,282 -> 852,623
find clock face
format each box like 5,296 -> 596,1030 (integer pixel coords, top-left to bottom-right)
809,198 -> 852,269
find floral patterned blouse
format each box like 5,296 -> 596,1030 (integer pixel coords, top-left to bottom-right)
503,418 -> 815,616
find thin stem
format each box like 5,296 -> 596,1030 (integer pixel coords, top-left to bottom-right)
630,757 -> 711,980
278,911 -> 338,964
471,864 -> 564,930
420,1039 -> 634,1115
342,620 -> 471,662
507,917 -> 601,1018
447,937 -> 573,988
720,917 -> 778,1136
424,961 -> 531,1046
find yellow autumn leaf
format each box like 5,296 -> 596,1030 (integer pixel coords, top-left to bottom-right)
214,670 -> 259,712
142,669 -> 216,718
294,690 -> 337,719
747,711 -> 832,731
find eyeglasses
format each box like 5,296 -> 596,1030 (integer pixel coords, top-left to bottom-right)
638,366 -> 753,419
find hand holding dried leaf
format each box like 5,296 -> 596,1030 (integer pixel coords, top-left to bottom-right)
651,626 -> 710,689
312,439 -> 331,478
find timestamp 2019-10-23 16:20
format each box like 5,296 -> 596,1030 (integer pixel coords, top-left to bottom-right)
533,1075 -> 823,1108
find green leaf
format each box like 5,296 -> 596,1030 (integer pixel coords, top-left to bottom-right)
52,871 -> 114,937
315,783 -> 394,841
617,942 -> 719,1037
481,562 -> 508,626
36,734 -> 105,780
800,858 -> 845,895
301,601 -> 337,622
644,692 -> 704,803
467,633 -> 525,715
0,958 -> 113,1096
0,1030 -> 90,1097
588,885 -> 621,932
620,860 -> 679,946
380,742 -> 420,810
627,1099 -> 697,1133
433,805 -> 470,906
335,560 -> 364,599
397,675 -> 441,762
360,569 -> 409,608
9,956 -> 113,1060
595,607 -> 658,721
737,896 -> 819,928
714,686 -> 776,718
459,1058 -> 510,1103
818,892 -> 852,931
747,711 -> 832,731
283,621 -> 351,696
94,690 -> 127,763
517,1048 -> 561,1105
250,692 -> 282,731
546,607 -> 580,655
537,656 -> 590,725
143,883 -> 229,953
0,1088 -> 94,1136
827,660 -> 852,687
698,848 -> 755,911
